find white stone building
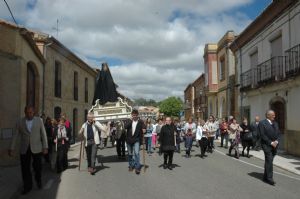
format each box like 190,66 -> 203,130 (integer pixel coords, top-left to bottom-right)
230,0 -> 300,155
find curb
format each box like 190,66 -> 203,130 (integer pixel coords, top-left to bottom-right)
253,153 -> 300,176
214,139 -> 300,176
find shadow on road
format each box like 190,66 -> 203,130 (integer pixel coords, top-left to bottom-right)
158,164 -> 181,168
248,172 -> 264,182
68,158 -> 79,162
68,165 -> 78,169
97,155 -> 127,164
94,165 -> 110,174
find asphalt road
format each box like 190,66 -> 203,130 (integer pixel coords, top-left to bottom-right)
17,143 -> 300,199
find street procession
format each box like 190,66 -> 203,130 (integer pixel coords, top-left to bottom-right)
1,1 -> 300,199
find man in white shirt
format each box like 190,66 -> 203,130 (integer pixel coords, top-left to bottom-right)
125,109 -> 146,175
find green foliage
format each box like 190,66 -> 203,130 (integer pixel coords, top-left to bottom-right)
133,98 -> 158,106
159,97 -> 183,117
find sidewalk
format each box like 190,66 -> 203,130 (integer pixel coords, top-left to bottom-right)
215,138 -> 300,175
0,143 -> 81,199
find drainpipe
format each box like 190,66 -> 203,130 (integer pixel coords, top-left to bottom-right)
226,44 -> 230,118
42,40 -> 53,114
239,48 -> 243,121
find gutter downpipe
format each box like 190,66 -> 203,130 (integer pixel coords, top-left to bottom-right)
226,44 -> 230,118
42,40 -> 53,114
239,48 -> 243,122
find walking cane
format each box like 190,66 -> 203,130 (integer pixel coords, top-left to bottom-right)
142,131 -> 147,173
78,140 -> 83,171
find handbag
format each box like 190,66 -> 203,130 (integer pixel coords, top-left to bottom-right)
243,132 -> 253,141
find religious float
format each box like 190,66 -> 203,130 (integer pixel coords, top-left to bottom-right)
89,62 -> 132,121
89,97 -> 132,122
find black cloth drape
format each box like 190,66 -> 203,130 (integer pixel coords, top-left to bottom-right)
92,63 -> 118,105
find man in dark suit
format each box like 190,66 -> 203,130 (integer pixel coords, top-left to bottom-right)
258,110 -> 280,186
9,106 -> 48,194
125,109 -> 146,175
250,116 -> 261,151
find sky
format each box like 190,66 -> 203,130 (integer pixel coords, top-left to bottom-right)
0,0 -> 272,101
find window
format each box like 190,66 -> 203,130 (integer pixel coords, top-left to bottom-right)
74,71 -> 78,101
85,78 -> 88,103
54,106 -> 61,120
220,59 -> 225,81
84,109 -> 88,122
250,51 -> 258,68
216,98 -> 218,117
26,62 -> 36,107
54,61 -> 61,98
270,36 -> 282,57
250,51 -> 258,84
205,63 -> 208,86
72,108 -> 78,143
242,106 -> 250,121
222,98 -> 226,118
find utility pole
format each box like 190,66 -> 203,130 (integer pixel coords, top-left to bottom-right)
52,19 -> 60,38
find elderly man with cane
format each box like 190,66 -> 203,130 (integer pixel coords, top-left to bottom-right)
79,112 -> 109,175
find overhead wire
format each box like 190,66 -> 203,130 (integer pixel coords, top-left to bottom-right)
3,0 -> 18,25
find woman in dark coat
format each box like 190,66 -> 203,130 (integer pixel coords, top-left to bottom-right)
159,117 -> 176,170
240,118 -> 253,158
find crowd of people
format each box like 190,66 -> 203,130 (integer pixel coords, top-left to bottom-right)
9,106 -> 280,195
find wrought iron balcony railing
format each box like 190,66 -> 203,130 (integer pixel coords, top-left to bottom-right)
285,44 -> 300,77
239,44 -> 300,91
257,56 -> 285,84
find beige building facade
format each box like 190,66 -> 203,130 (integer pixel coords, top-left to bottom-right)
203,32 -> 237,120
34,33 -> 97,142
216,31 -> 236,119
184,83 -> 194,121
0,20 -> 97,165
0,20 -> 46,165
203,44 -> 218,118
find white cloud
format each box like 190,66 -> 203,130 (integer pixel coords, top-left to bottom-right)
0,0 -> 256,100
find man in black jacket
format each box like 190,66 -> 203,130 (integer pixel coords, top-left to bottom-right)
159,117 -> 176,170
250,116 -> 261,151
125,109 -> 146,174
258,110 -> 280,185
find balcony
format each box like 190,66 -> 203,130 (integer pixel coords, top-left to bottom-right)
240,44 -> 300,91
240,69 -> 252,90
285,44 -> 300,77
257,56 -> 285,84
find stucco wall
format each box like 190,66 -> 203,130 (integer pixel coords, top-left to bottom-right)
43,46 -> 96,138
0,26 -> 44,166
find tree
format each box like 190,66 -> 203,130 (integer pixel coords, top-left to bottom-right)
159,97 -> 183,117
133,98 -> 158,106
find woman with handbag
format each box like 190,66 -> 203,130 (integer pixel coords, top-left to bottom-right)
206,115 -> 217,153
184,118 -> 196,158
220,118 -> 229,148
240,118 -> 253,158
54,117 -> 71,173
228,118 -> 242,159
